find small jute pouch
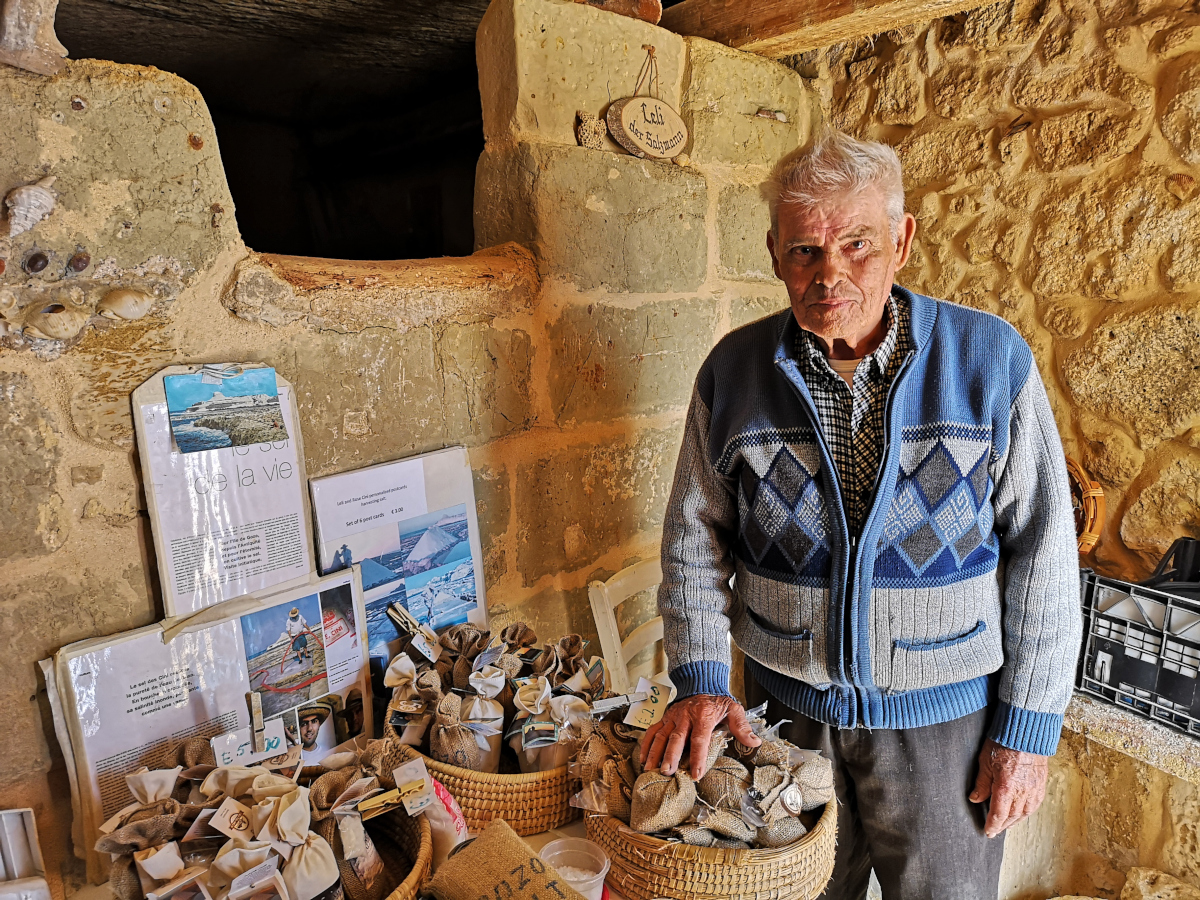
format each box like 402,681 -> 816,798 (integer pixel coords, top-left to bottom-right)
602,757 -> 633,823
702,808 -> 757,843
712,838 -> 751,850
673,823 -> 716,847
499,622 -> 538,651
758,816 -> 808,848
696,756 -> 751,811
532,634 -> 585,685
752,765 -> 793,824
794,755 -> 835,809
414,669 -> 445,705
629,769 -> 697,833
359,738 -> 405,789
749,739 -> 794,769
425,820 -> 586,900
95,815 -> 182,900
429,693 -> 482,771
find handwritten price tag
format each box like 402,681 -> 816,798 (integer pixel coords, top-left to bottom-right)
210,718 -> 286,766
622,675 -> 675,729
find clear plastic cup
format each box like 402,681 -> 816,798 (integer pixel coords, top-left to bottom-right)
539,837 -> 611,900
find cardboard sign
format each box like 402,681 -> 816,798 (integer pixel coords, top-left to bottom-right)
623,676 -> 674,729
210,798 -> 256,842
391,758 -> 437,815
211,718 -> 286,767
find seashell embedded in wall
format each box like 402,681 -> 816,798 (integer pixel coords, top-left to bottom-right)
1167,173 -> 1197,202
5,176 -> 56,237
97,287 -> 153,320
21,301 -> 90,341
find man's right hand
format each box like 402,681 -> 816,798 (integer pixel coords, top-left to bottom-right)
641,694 -> 762,779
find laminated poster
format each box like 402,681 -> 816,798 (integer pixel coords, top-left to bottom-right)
309,446 -> 488,665
44,569 -> 370,883
134,365 -> 315,617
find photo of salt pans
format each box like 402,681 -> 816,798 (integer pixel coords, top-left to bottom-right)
162,366 -> 288,453
325,504 -> 478,658
240,592 -> 329,720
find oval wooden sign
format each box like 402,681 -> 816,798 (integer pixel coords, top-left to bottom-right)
606,96 -> 688,159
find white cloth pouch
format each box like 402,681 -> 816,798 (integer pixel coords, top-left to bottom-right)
281,833 -> 339,900
463,666 -> 507,773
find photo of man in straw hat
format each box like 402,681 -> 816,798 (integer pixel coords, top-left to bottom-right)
298,699 -> 333,755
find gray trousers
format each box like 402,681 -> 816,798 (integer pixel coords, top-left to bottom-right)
745,670 -> 1005,900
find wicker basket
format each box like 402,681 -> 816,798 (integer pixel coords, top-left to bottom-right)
369,807 -> 434,900
586,801 -> 837,900
395,744 -> 577,836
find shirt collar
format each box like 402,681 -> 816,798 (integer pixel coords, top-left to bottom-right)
794,292 -> 905,384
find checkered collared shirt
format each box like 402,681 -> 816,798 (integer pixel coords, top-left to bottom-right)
793,292 -> 914,537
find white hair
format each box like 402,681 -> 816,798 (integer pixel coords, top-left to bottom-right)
764,130 -> 906,238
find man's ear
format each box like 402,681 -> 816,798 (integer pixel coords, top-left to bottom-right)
767,230 -> 783,280
894,213 -> 917,270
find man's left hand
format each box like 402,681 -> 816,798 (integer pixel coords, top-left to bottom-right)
969,738 -> 1049,838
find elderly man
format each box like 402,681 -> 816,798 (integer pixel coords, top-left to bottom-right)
644,131 -> 1079,899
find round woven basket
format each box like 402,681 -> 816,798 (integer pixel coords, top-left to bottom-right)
586,801 -> 837,900
370,807 -> 434,900
395,744 -> 577,836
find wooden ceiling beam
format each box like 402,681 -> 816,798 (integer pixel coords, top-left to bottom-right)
659,0 -> 990,57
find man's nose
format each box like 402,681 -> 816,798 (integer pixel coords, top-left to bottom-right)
816,248 -> 846,287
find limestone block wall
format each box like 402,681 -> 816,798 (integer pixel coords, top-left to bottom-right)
788,0 -> 1200,893
0,2 -> 818,891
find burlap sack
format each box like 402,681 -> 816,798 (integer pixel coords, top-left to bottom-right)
414,669 -> 445,705
758,816 -> 808,848
95,815 -> 183,900
750,739 -> 794,769
172,736 -> 216,769
702,808 -> 757,843
493,652 -> 522,715
310,766 -> 367,823
630,770 -> 697,833
712,838 -> 751,849
359,739 -> 405,789
605,775 -> 632,824
673,824 -> 716,847
752,765 -> 794,824
436,624 -> 490,687
597,720 -> 640,757
575,728 -> 614,787
794,755 -> 835,810
532,634 -> 584,685
429,693 -> 482,771
425,820 -> 586,900
499,622 -> 538,650
696,756 -> 751,811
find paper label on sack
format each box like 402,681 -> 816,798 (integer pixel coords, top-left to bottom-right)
229,858 -> 280,899
407,626 -> 441,663
210,797 -> 256,842
211,718 -> 287,766
392,758 -> 436,815
262,744 -> 303,773
473,644 -> 505,671
623,676 -> 673,729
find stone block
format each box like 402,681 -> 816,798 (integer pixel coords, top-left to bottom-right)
515,425 -> 682,582
547,298 -> 716,425
0,60 -> 238,348
1120,868 -> 1200,900
477,0 -> 685,149
0,372 -> 65,562
731,294 -> 789,330
1121,455 -> 1200,560
717,183 -> 775,282
471,462 -> 511,588
872,47 -> 926,126
490,583 -> 599,652
681,37 -> 807,166
1162,61 -> 1200,165
895,126 -> 987,189
436,322 -> 534,444
1033,106 -> 1147,170
476,142 -> 707,293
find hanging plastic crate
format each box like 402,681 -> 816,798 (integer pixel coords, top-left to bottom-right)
1078,569 -> 1200,737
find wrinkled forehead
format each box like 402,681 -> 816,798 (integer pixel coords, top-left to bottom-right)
777,186 -> 892,243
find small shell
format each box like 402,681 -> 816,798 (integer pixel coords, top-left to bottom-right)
1167,173 -> 1196,202
5,176 -> 57,238
22,302 -> 91,341
98,287 -> 154,320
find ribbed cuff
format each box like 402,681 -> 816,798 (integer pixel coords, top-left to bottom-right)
669,661 -> 732,700
988,701 -> 1064,756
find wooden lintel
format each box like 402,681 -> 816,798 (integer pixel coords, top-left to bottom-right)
660,0 -> 991,57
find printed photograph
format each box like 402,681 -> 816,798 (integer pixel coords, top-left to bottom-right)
241,592 -> 329,719
319,582 -> 361,663
163,366 -> 288,453
297,692 -> 342,761
344,504 -> 477,658
334,687 -> 365,745
268,707 -> 300,748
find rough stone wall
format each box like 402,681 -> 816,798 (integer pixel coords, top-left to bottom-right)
791,0 -> 1200,580
787,0 -> 1200,894
0,2 -> 817,891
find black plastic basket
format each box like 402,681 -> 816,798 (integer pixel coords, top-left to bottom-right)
1078,568 -> 1200,737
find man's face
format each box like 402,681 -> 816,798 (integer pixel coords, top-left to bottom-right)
767,185 -> 916,356
299,714 -> 321,749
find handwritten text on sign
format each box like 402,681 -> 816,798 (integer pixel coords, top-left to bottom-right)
608,97 -> 688,159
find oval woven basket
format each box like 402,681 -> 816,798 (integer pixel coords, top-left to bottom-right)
586,800 -> 837,900
395,744 -> 577,836
370,807 -> 434,900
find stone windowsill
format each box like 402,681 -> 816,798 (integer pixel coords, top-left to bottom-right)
1063,693 -> 1200,787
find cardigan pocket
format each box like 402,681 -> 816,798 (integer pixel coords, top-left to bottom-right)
889,619 -> 1002,692
732,608 -> 826,687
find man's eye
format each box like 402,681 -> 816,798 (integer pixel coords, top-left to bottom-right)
848,240 -> 867,250
793,246 -> 815,256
